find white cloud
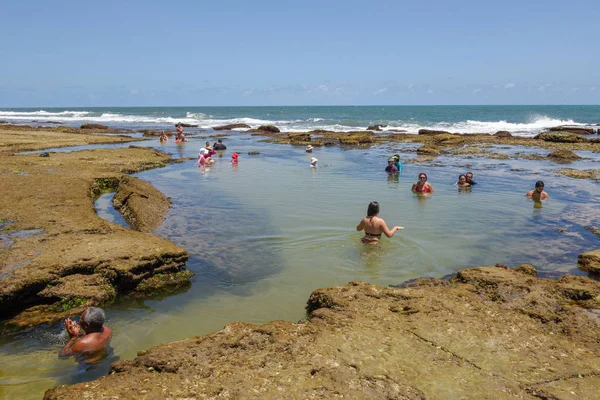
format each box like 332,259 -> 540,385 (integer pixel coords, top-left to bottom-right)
504,83 -> 515,89
473,88 -> 482,94
373,88 -> 388,95
427,89 -> 434,94
317,84 -> 328,92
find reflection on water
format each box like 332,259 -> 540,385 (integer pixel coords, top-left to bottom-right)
2,134 -> 600,399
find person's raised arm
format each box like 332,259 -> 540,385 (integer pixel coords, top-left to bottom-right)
379,220 -> 404,238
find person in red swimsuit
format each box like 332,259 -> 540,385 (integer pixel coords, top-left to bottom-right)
356,201 -> 404,244
412,173 -> 434,194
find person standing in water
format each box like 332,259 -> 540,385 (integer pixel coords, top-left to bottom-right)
527,181 -> 549,201
456,174 -> 471,188
465,172 -> 477,185
356,201 -> 404,244
385,158 -> 399,174
393,154 -> 403,173
59,307 -> 112,362
412,173 -> 434,194
175,123 -> 187,142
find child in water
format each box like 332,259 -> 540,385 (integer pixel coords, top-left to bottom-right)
231,152 -> 239,163
159,132 -> 168,142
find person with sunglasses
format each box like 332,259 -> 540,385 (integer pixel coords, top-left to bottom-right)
356,201 -> 404,244
412,173 -> 434,194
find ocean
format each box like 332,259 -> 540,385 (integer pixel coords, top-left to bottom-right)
1,105 -> 599,136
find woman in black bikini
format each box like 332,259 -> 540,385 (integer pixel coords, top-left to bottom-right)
356,201 -> 404,244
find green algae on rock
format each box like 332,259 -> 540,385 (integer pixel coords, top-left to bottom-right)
44,266 -> 600,399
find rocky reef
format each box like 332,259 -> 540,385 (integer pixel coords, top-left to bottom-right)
45,265 -> 600,399
0,136 -> 191,329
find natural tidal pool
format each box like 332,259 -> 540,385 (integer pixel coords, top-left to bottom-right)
1,134 -> 599,399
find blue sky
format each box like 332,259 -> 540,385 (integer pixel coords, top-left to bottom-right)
1,0 -> 598,106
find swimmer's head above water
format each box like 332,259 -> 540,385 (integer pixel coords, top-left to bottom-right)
367,201 -> 379,217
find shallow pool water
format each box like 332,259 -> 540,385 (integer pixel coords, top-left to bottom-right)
1,134 -> 599,399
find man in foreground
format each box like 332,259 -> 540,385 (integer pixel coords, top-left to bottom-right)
59,307 -> 112,362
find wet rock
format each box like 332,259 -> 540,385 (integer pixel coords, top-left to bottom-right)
0,147 -> 189,328
367,124 -> 386,131
39,152 -> 50,157
140,129 -> 170,137
534,132 -> 586,143
555,169 -> 600,180
385,129 -> 407,133
213,123 -> 251,131
134,270 -> 194,295
253,125 -> 280,133
112,176 -> 172,233
585,226 -> 600,238
179,123 -> 198,128
45,266 -> 600,400
80,124 -> 109,130
578,249 -> 600,273
288,133 -> 311,143
494,131 -> 512,137
0,120 -> 7,124
416,144 -> 441,155
339,133 -> 374,145
549,126 -> 595,134
515,264 -> 537,276
418,129 -> 451,135
248,151 -> 260,155
547,149 -> 581,160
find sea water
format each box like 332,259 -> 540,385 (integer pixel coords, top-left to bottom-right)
1,126 -> 600,399
1,105 -> 599,136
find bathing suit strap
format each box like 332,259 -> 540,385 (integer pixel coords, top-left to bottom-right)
364,232 -> 382,237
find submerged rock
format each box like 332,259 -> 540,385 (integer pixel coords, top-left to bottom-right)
416,144 -> 441,155
213,123 -> 251,131
549,126 -> 595,134
547,149 -> 581,160
367,124 -> 386,131
45,266 -> 600,399
418,129 -> 451,135
250,125 -> 280,133
80,123 -> 109,130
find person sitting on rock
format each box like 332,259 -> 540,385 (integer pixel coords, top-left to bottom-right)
456,174 -> 471,188
465,172 -> 477,185
175,123 -> 187,142
213,139 -> 227,150
385,158 -> 398,174
527,181 -> 549,201
59,307 -> 112,363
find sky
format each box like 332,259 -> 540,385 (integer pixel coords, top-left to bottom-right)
0,0 -> 598,106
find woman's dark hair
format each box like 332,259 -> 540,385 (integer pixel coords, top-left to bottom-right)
418,172 -> 427,180
535,180 -> 544,188
367,201 -> 380,217
459,174 -> 466,180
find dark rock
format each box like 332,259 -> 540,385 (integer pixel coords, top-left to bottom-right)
39,152 -> 50,157
534,132 -> 586,143
549,126 -> 595,134
494,131 -> 512,137
256,125 -> 280,133
418,129 -> 451,135
213,123 -> 251,131
80,124 -> 109,130
385,129 -> 407,133
44,121 -> 63,124
248,151 -> 260,155
367,124 -> 387,131
323,141 -> 337,146
308,129 -> 335,134
179,123 -> 198,128
0,120 -> 7,124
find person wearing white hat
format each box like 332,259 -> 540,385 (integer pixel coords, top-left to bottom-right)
310,156 -> 318,167
306,145 -> 313,152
